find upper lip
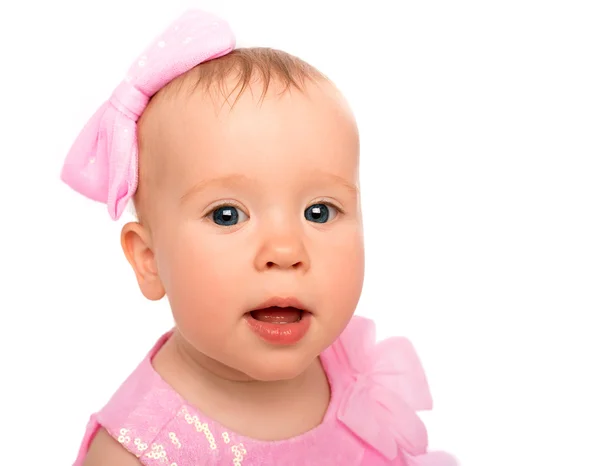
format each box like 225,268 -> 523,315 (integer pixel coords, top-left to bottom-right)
251,296 -> 310,313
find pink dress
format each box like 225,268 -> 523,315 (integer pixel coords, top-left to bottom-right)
73,317 -> 457,465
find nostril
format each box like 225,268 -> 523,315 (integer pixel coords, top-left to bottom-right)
264,261 -> 303,269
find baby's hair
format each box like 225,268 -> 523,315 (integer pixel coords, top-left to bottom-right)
131,47 -> 328,222
160,47 -> 329,108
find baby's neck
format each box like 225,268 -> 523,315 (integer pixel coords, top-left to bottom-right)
151,329 -> 331,440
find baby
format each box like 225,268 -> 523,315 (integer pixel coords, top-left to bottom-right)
62,9 -> 456,466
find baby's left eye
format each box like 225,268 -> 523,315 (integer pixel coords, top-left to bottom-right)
304,203 -> 339,224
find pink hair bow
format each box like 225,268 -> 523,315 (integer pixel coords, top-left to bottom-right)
336,317 -> 433,461
60,9 -> 236,220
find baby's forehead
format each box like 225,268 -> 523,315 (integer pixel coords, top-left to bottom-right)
141,79 -> 347,166
136,49 -> 357,191
139,53 -> 327,147
141,75 -> 347,157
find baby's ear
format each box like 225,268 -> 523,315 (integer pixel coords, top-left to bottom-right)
120,222 -> 165,301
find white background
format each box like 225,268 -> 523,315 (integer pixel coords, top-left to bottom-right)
1,0 -> 599,464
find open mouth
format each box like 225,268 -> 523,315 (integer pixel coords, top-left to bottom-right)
249,306 -> 305,324
245,298 -> 312,344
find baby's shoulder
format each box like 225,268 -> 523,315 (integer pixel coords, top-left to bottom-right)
81,428 -> 140,466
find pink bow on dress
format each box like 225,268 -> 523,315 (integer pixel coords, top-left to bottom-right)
336,317 -> 433,461
60,9 -> 236,219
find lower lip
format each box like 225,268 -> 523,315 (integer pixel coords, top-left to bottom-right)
244,312 -> 311,345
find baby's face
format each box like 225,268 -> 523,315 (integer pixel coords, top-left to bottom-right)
135,77 -> 364,381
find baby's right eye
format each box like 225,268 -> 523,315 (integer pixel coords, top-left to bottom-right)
211,205 -> 249,226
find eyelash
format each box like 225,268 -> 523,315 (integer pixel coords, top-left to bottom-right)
312,198 -> 345,215
204,198 -> 345,218
206,200 -> 245,213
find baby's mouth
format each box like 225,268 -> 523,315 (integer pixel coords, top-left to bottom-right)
249,307 -> 304,324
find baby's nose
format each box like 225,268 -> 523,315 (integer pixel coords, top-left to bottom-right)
253,233 -> 310,272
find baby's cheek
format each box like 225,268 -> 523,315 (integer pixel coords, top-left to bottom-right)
163,233 -> 244,314
317,230 -> 364,315
327,229 -> 364,285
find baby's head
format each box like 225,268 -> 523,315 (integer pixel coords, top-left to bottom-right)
121,47 -> 364,381
61,9 -> 365,382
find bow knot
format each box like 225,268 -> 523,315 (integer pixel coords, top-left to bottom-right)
335,317 -> 433,461
110,81 -> 149,120
61,9 -> 236,219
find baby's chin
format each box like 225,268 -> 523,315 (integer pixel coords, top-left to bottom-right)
233,348 -> 323,383
235,328 -> 337,382
231,326 -> 348,383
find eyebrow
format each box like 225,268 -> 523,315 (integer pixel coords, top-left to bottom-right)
310,170 -> 359,196
180,170 -> 358,203
180,174 -> 254,203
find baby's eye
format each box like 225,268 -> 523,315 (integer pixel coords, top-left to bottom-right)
304,203 -> 339,224
211,205 -> 248,226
